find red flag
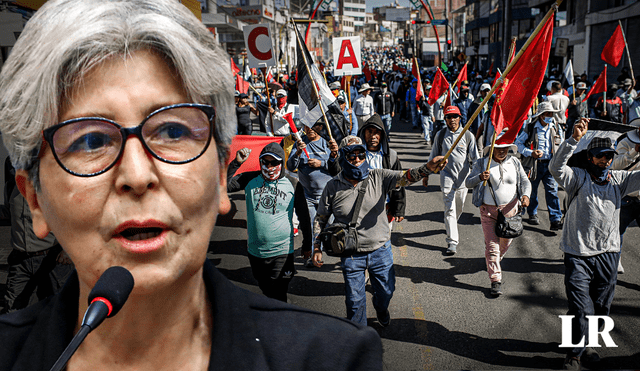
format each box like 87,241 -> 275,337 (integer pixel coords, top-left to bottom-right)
455,63 -> 468,91
363,64 -> 371,81
491,15 -> 554,145
284,113 -> 309,158
393,64 -> 399,71
601,24 -> 625,67
444,85 -> 453,109
227,136 -> 282,173
235,73 -> 251,94
231,58 -> 240,77
488,61 -> 494,76
428,68 -> 450,106
266,70 -> 275,83
411,58 -> 424,101
582,66 -> 607,103
492,71 -> 501,88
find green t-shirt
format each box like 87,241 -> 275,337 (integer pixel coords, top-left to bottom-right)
245,176 -> 295,258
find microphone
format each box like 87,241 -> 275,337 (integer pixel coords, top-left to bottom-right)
50,266 -> 134,371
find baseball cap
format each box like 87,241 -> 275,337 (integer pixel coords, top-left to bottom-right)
480,83 -> 491,91
587,137 -> 618,156
275,89 -> 287,97
443,106 -> 461,116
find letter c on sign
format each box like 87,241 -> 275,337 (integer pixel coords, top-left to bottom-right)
247,27 -> 272,61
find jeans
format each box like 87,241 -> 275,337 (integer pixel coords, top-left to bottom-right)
380,114 -> 392,135
527,160 -> 563,223
619,196 -> 640,242
442,186 -> 467,246
341,241 -> 395,326
564,252 -> 619,358
409,104 -> 420,128
420,115 -> 432,142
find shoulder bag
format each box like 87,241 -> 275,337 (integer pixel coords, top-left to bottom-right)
317,178 -> 369,257
487,177 -> 523,239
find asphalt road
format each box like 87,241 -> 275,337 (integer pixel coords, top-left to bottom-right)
209,116 -> 640,370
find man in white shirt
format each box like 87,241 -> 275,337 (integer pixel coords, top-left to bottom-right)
545,81 -> 570,126
353,83 -> 375,128
267,89 -> 299,136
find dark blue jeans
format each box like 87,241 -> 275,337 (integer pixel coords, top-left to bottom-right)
341,241 -> 395,326
528,160 -> 563,223
564,252 -> 619,357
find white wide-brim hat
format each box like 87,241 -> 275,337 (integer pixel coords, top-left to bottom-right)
531,101 -> 561,119
628,118 -> 640,144
483,142 -> 518,156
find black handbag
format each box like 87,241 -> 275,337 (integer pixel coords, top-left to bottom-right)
487,178 -> 523,239
317,178 -> 369,257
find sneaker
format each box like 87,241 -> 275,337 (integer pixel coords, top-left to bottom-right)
376,309 -> 390,327
490,281 -> 503,297
528,214 -> 540,225
582,348 -> 600,363
446,244 -> 457,255
562,355 -> 581,371
618,260 -> 624,274
550,220 -> 563,231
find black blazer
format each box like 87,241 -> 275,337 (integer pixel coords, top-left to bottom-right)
0,260 -> 383,370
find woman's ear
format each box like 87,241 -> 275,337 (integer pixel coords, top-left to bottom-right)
15,169 -> 52,238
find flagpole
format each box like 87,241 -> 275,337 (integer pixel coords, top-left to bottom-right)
438,0 -> 562,166
346,75 -> 353,133
482,38 -> 516,186
603,63 -> 608,116
618,20 -> 635,85
291,19 -> 334,141
262,69 -> 275,136
249,85 -> 265,99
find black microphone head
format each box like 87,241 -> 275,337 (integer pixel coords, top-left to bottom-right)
88,266 -> 134,318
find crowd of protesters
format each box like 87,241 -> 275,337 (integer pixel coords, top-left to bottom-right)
2,39 -> 639,371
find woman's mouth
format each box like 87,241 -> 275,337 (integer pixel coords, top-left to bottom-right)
119,227 -> 164,241
114,221 -> 170,254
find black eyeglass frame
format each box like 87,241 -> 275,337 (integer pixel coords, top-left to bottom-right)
41,103 -> 216,177
346,152 -> 366,161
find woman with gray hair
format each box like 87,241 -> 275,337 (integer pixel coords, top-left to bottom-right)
0,1 -> 382,370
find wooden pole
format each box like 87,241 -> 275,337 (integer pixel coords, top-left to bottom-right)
262,69 -> 275,136
619,20 -> 635,84
346,76 -> 353,133
438,0 -> 562,166
482,39 -> 516,186
292,19 -> 334,141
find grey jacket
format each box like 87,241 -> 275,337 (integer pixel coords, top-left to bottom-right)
550,137 -> 640,257
466,156 -> 531,208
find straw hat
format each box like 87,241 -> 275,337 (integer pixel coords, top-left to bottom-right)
531,101 -> 560,119
358,83 -> 373,93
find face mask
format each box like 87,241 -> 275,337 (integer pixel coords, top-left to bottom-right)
339,147 -> 370,181
277,97 -> 287,108
542,117 -> 553,124
586,160 -> 610,183
261,163 -> 282,181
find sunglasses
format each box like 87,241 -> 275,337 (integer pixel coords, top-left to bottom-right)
260,158 -> 281,167
594,152 -> 615,160
346,152 -> 366,161
444,115 -> 460,120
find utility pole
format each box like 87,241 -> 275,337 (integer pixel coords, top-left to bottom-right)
502,0 -> 512,69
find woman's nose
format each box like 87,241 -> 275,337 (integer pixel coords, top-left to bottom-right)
114,135 -> 159,195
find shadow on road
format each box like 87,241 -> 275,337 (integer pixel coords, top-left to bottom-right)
376,318 -> 563,369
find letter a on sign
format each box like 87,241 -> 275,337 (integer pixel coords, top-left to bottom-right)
333,36 -> 362,76
243,24 -> 276,69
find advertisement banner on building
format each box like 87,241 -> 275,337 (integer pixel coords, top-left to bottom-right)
243,24 -> 277,69
333,36 -> 362,76
385,8 -> 411,22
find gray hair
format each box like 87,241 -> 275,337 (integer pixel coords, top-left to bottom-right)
0,0 -> 236,189
339,135 -> 362,149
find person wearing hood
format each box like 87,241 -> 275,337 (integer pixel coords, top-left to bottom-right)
227,143 -> 311,302
515,101 -> 564,230
466,139 -> 531,297
550,118 -> 640,370
429,106 -> 480,255
266,89 -> 299,136
595,84 -> 624,123
312,142 -> 447,327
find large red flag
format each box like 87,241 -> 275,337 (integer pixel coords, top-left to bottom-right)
582,66 -> 607,103
231,58 -> 240,77
235,73 -> 251,94
492,15 -> 554,145
411,58 -> 424,101
428,68 -> 450,105
227,135 -> 282,173
455,63 -> 468,92
601,24 -> 625,67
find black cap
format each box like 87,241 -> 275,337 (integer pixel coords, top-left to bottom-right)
239,93 -> 249,99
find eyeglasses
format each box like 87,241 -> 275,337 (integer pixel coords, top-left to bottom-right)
444,115 -> 460,120
42,103 -> 215,177
594,152 -> 615,160
260,158 -> 281,167
346,152 -> 366,161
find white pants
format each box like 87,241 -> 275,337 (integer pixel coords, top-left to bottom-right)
442,186 -> 467,246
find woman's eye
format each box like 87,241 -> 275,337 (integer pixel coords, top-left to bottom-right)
157,122 -> 191,140
67,132 -> 112,152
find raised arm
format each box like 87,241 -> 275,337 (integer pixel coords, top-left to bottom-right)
549,118 -> 586,191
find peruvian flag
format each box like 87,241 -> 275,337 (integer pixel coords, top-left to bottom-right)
411,58 -> 424,101
491,14 -> 555,145
583,66 -> 607,103
601,24 -> 625,67
427,68 -> 450,106
455,63 -> 468,92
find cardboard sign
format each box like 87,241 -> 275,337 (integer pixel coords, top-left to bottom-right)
333,37 -> 362,76
242,24 -> 276,68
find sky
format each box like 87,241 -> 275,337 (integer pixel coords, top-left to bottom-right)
365,0 -> 413,13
